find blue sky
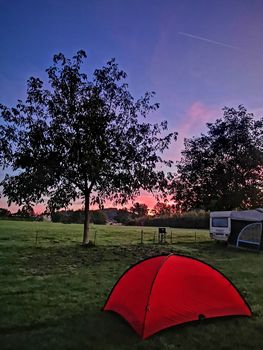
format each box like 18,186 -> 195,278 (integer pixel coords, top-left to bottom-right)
1,0 -> 263,210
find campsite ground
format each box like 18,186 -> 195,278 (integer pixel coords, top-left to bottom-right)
0,220 -> 262,350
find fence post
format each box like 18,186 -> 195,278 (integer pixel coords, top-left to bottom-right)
94,230 -> 97,246
35,231 -> 38,246
195,231 -> 197,243
170,230 -> 173,244
153,231 -> 156,244
141,230 -> 144,244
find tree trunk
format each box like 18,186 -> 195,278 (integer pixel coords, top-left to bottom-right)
82,192 -> 90,245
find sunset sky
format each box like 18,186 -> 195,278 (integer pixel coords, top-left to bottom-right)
1,0 -> 263,212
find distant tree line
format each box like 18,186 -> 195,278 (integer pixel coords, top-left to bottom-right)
0,202 -> 209,229
47,205 -> 209,229
0,208 -> 11,217
128,210 -> 209,229
0,205 -> 36,220
0,206 -> 108,224
51,209 -> 108,225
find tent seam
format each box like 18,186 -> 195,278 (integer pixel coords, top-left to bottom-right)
141,253 -> 174,339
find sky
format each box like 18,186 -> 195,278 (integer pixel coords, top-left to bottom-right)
1,0 -> 263,212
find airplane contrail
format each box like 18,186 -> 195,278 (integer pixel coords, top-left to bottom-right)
178,31 -> 240,50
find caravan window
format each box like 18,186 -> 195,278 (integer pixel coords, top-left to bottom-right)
212,217 -> 228,227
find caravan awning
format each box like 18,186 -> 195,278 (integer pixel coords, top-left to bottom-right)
210,209 -> 263,222
230,209 -> 263,221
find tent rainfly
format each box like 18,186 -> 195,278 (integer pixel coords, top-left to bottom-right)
103,254 -> 251,339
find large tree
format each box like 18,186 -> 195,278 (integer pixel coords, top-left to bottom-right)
171,106 -> 263,211
0,51 -> 176,244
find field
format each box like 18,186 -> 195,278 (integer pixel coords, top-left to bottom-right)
0,220 -> 262,350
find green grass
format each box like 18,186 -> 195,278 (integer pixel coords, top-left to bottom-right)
0,220 -> 262,349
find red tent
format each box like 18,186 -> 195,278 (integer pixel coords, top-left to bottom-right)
103,254 -> 251,339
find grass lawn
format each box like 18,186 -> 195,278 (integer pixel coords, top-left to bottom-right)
0,220 -> 262,349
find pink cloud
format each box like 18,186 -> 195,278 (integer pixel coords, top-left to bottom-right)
131,192 -> 157,208
160,102 -> 219,163
250,106 -> 263,119
0,198 -> 19,213
175,102 -> 219,160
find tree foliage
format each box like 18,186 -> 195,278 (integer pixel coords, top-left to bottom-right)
171,106 -> 263,211
0,50 -> 176,243
17,204 -> 35,218
151,202 -> 176,217
130,202 -> 148,218
114,208 -> 131,224
0,208 -> 11,217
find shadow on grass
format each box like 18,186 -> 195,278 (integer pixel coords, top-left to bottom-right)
0,308 -> 254,350
0,310 -> 141,350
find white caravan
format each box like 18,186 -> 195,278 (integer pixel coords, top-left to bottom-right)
210,211 -> 231,241
210,209 -> 263,248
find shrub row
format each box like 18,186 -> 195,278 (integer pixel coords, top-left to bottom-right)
127,212 -> 209,229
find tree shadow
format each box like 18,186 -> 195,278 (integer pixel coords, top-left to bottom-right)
0,310 -> 141,350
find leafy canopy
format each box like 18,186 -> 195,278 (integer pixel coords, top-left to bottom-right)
0,51 -> 177,212
171,106 -> 263,211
